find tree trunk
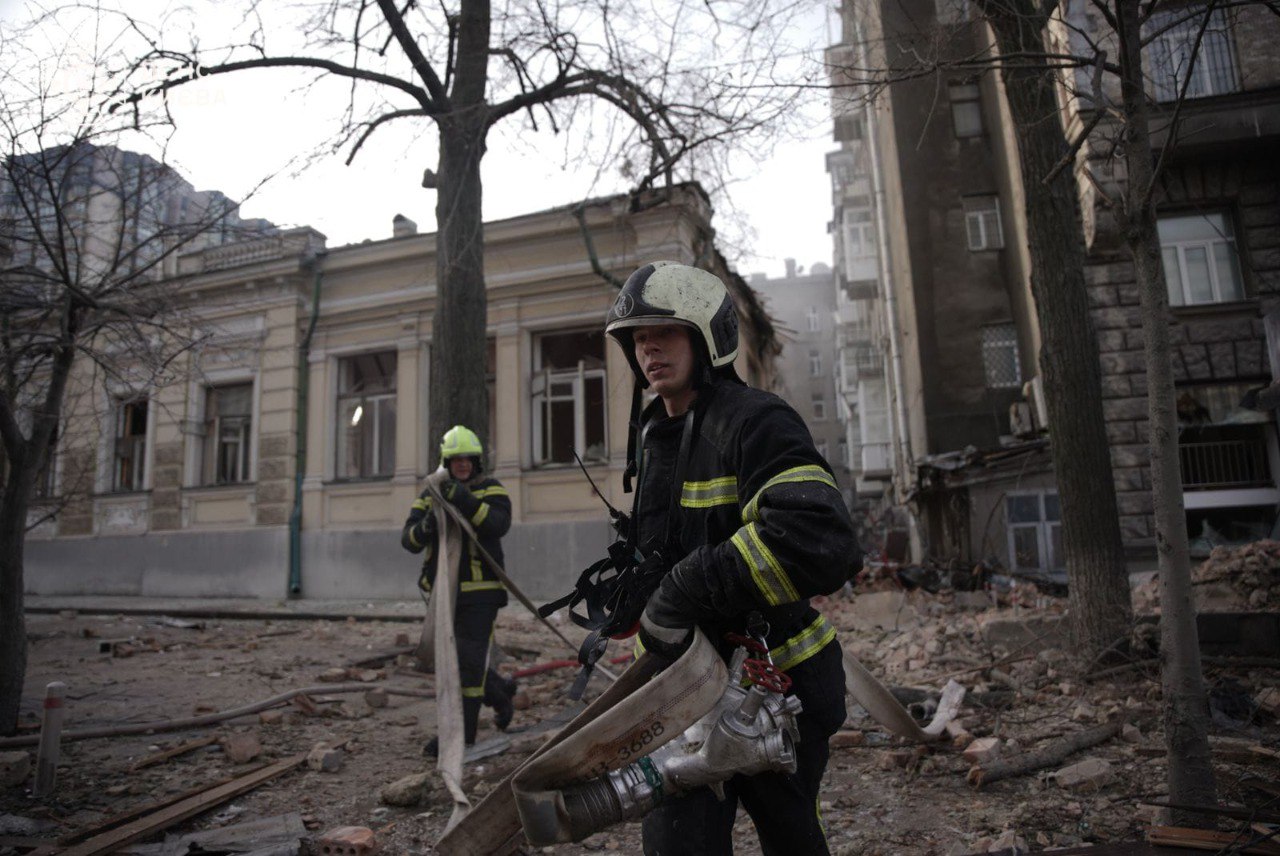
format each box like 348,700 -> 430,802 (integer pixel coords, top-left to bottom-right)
427,0 -> 492,464
0,474 -> 30,735
1113,0 -> 1215,818
982,1 -> 1133,663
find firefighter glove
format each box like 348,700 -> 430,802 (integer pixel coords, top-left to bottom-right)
639,559 -> 702,663
442,479 -> 480,515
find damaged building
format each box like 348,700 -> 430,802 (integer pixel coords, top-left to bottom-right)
827,0 -> 1280,579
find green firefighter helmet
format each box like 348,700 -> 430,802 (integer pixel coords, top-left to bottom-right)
440,424 -> 483,464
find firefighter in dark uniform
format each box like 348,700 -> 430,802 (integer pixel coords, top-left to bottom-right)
401,425 -> 516,753
605,262 -> 861,856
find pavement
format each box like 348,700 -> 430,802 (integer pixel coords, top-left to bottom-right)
24,594 -> 432,622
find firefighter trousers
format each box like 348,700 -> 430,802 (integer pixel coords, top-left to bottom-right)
640,640 -> 847,855
455,601 -> 513,744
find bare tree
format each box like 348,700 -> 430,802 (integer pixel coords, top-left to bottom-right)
0,25 -> 273,732
112,0 -> 803,459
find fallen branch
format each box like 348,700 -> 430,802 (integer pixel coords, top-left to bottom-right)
0,684 -> 378,747
967,719 -> 1123,789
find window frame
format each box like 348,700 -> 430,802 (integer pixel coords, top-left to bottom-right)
949,82 -> 984,138
1158,210 -> 1246,307
963,195 -> 1005,251
1146,5 -> 1240,102
335,350 -> 398,481
812,394 -> 828,421
981,323 -> 1022,390
809,349 -> 823,378
112,396 -> 149,493
202,382 -> 254,485
530,328 -> 608,467
807,306 -> 820,333
1005,491 -> 1063,574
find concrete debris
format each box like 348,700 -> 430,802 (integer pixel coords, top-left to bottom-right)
307,743 -> 344,773
221,732 -> 263,764
316,825 -> 378,855
1132,539 -> 1280,614
0,750 -> 31,788
380,771 -> 432,807
1051,757 -> 1114,793
962,737 -> 1002,765
259,708 -> 286,725
317,668 -> 349,683
364,688 -> 389,709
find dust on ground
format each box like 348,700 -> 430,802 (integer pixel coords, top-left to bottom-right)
2,578 -> 1277,855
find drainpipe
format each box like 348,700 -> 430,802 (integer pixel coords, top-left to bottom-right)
864,96 -> 915,509
288,250 -> 326,596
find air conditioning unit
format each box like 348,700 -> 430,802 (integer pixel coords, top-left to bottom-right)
1009,402 -> 1036,438
1022,375 -> 1049,431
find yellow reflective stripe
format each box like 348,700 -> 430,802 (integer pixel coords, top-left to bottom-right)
473,486 -> 509,498
418,575 -> 432,593
461,580 -> 505,592
411,498 -> 431,511
469,555 -> 484,582
470,503 -> 490,527
633,634 -> 646,656
731,522 -> 798,606
462,686 -> 485,698
742,465 -> 838,523
769,614 -> 836,672
407,527 -> 422,549
816,795 -> 827,840
680,475 -> 738,508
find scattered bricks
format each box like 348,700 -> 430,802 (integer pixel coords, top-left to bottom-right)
381,771 -> 432,806
258,709 -> 286,725
291,693 -> 319,716
220,732 -> 262,764
962,737 -> 1002,765
989,829 -> 1026,853
350,669 -> 382,683
394,632 -> 412,647
829,730 -> 866,749
307,743 -> 344,773
364,688 -> 388,709
317,825 -> 377,855
0,750 -> 31,787
1051,758 -> 1114,793
318,668 -> 348,683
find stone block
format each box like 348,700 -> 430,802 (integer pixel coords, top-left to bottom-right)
1116,284 -> 1141,305
1096,330 -> 1127,352
258,458 -> 289,480
962,737 -> 1002,764
259,434 -> 292,458
1099,351 -> 1144,375
221,732 -> 262,764
1245,225 -> 1280,250
1120,514 -> 1151,541
1207,342 -> 1237,378
1092,307 -> 1135,330
1106,421 -> 1138,444
0,750 -> 31,787
151,510 -> 181,532
1178,344 -> 1212,380
1100,376 -> 1131,398
1111,444 -> 1150,468
307,743 -> 344,773
1088,286 -> 1119,308
1236,340 -> 1265,376
256,505 -> 288,526
1130,373 -> 1148,395
1103,397 -> 1148,421
1186,318 -> 1255,344
380,772 -> 431,807
1051,758 -> 1114,793
154,443 -> 184,466
1117,492 -> 1153,516
257,480 -> 288,503
1112,467 -> 1145,491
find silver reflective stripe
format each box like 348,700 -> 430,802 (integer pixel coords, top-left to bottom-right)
730,522 -> 798,606
769,614 -> 836,672
680,476 -> 738,508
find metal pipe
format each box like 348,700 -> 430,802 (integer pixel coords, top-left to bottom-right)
288,250 -> 327,596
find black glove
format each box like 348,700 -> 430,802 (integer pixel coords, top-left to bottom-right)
638,560 -> 702,663
442,479 -> 480,515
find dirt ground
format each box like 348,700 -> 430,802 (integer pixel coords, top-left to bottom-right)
2,587 -> 1277,855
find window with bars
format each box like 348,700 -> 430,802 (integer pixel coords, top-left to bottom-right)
203,383 -> 253,485
112,397 -> 148,492
1159,211 -> 1245,306
982,324 -> 1021,389
532,330 -> 607,465
336,351 -> 397,479
1146,5 -> 1239,102
950,83 -> 984,137
1006,492 -> 1063,574
963,196 -> 1004,251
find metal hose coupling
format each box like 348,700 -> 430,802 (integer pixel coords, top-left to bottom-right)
557,648 -> 802,842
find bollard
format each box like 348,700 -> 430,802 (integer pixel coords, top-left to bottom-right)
32,681 -> 66,798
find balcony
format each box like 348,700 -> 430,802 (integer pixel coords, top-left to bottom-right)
860,442 -> 892,478
1179,438 -> 1271,491
838,272 -> 878,301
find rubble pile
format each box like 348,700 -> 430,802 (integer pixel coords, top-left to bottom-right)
1132,539 -> 1280,614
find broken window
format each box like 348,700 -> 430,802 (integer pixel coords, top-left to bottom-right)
1006,491 -> 1063,574
203,383 -> 253,485
336,351 -> 397,479
531,329 -> 606,465
113,397 -> 149,492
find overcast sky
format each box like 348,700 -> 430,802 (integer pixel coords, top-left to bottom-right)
5,0 -> 838,279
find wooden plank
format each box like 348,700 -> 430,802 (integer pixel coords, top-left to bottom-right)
55,772 -> 250,847
59,752 -> 309,856
1147,825 -> 1280,855
128,736 -> 218,772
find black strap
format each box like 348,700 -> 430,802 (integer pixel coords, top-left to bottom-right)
663,407 -> 697,558
622,381 -> 642,493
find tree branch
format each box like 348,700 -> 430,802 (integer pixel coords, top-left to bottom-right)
373,0 -> 450,108
343,108 -> 432,164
